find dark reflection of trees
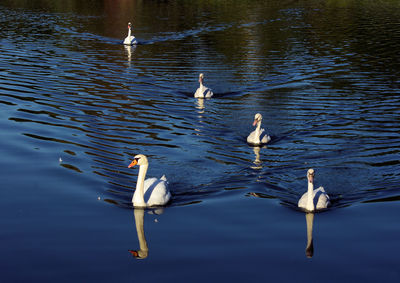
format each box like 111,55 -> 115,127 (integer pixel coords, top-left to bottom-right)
1,0 -> 105,13
296,0 -> 400,86
4,0 -> 399,83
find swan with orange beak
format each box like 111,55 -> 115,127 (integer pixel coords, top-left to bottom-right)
298,169 -> 330,212
247,113 -> 271,146
123,22 -> 137,45
128,154 -> 171,207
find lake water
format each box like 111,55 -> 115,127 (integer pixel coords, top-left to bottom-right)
1,0 -> 399,281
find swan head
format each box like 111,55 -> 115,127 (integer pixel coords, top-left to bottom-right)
128,154 -> 148,168
128,22 -> 132,29
198,73 -> 204,84
252,113 -> 263,126
307,168 -> 315,183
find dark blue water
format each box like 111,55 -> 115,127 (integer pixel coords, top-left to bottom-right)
1,0 -> 399,281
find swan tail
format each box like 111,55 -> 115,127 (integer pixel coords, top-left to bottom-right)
160,175 -> 167,182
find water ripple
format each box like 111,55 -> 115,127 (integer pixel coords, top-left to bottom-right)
1,3 -> 400,210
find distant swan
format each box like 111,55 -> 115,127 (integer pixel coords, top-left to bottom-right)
123,22 -> 137,45
247,113 -> 271,145
194,73 -> 213,98
128,154 -> 171,207
298,169 -> 330,212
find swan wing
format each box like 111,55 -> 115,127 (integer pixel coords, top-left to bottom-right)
315,186 -> 326,193
260,128 -> 271,144
204,88 -> 213,98
143,177 -> 171,206
123,36 -> 137,45
314,187 -> 330,209
130,36 -> 137,45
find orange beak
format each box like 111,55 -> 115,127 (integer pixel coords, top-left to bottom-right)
128,159 -> 138,168
128,250 -> 139,257
252,119 -> 258,126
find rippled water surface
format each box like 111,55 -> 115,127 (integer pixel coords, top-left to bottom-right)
1,0 -> 400,281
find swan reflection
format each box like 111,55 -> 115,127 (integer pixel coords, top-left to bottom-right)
124,44 -> 136,63
195,98 -> 205,113
129,208 -> 166,259
304,212 -> 314,258
194,98 -> 206,134
251,146 -> 263,169
129,208 -> 149,259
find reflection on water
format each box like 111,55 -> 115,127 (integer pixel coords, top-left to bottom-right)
305,213 -> 314,258
195,98 -> 205,113
129,208 -> 149,259
124,45 -> 136,63
194,98 -> 207,135
129,208 -> 166,260
251,146 -> 262,170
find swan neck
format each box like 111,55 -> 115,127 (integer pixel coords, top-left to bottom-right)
306,181 -> 314,211
133,164 -> 148,206
255,120 -> 262,135
128,27 -> 132,38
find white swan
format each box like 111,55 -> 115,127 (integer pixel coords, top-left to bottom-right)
298,169 -> 330,212
194,73 -> 213,98
247,113 -> 271,145
123,22 -> 137,45
128,154 -> 171,207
